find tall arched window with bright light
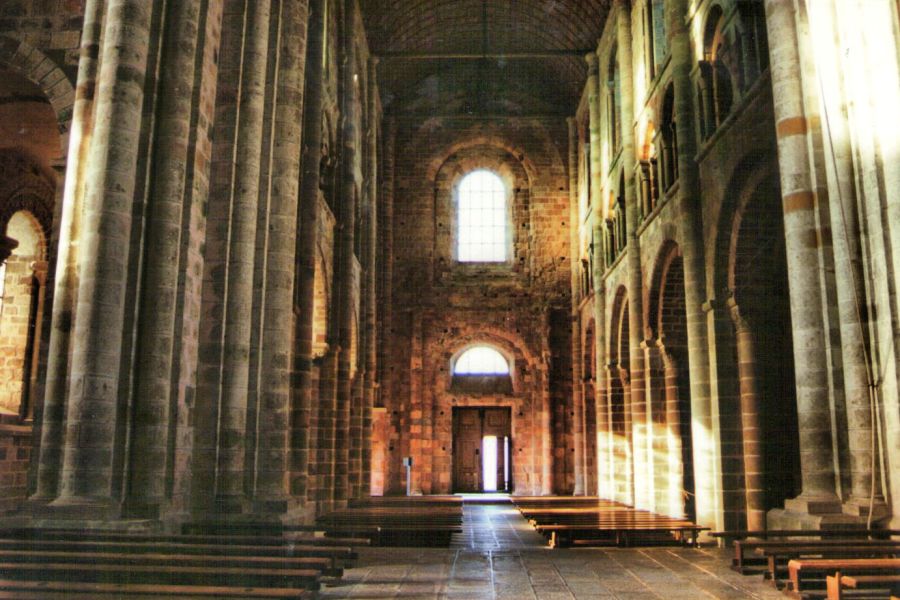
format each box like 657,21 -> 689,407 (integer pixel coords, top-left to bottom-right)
453,346 -> 510,375
457,170 -> 507,262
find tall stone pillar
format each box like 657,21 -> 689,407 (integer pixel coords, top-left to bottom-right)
567,117 -> 586,495
334,0 -> 360,505
661,348 -> 685,517
379,117 -> 397,493
215,0 -> 272,511
586,50 -> 611,501
727,301 -> 765,530
126,0 -> 204,518
294,0 -> 327,506
805,0 -> 884,518
763,0 -> 840,516
616,2 -> 651,511
252,0 -> 308,514
33,0 -> 102,502
361,57 -> 380,499
53,0 -> 153,512
667,0 -> 722,530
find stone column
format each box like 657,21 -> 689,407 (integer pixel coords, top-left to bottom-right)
666,0 -> 722,529
23,260 -> 49,421
334,0 -> 360,505
32,0 -> 101,502
216,0 -> 272,511
615,2 -> 650,511
661,347 -> 685,518
253,0 -> 308,513
379,117 -> 397,493
293,0 -> 327,504
126,0 -> 204,518
764,0 -> 839,511
727,300 -> 765,530
567,117 -> 586,495
361,56 -> 379,499
586,51 -> 611,500
805,0 -> 883,517
53,0 -> 153,511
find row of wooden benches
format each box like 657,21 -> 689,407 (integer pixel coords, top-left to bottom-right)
0,527 -> 366,599
714,529 -> 900,599
312,495 -> 465,546
512,496 -> 709,548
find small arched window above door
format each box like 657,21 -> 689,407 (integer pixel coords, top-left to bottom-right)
451,345 -> 513,393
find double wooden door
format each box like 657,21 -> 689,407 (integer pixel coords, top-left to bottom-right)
452,407 -> 511,492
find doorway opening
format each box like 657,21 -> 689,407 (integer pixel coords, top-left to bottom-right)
452,407 -> 512,492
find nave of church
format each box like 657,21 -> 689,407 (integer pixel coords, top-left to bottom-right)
0,0 -> 898,595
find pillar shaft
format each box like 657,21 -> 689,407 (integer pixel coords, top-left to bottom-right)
56,0 -> 153,507
662,350 -> 685,518
728,304 -> 766,530
764,0 -> 838,503
253,0 -> 308,509
216,0 -> 272,508
361,57 -> 380,499
567,117 -> 586,495
34,0 -> 103,502
379,117 -> 396,492
334,0 -> 360,505
616,2 -> 651,511
667,0 -> 721,529
127,0 -> 204,516
294,0 -> 327,504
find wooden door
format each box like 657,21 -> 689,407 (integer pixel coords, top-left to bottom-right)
452,408 -> 482,492
452,407 -> 512,492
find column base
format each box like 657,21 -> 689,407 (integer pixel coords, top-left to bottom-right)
842,497 -> 890,521
768,494 -> 866,530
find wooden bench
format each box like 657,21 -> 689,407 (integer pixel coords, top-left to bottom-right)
315,499 -> 464,546
0,579 -> 313,599
0,561 -> 321,588
731,539 -> 900,575
0,524 -> 368,598
826,573 -> 900,599
758,543 -> 900,585
787,558 -> 900,597
711,529 -> 900,542
512,496 -> 706,548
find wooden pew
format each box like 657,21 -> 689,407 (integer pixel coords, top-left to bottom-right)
732,539 -> 900,575
0,579 -> 312,599
757,543 -> 900,585
787,558 -> 900,597
314,498 -> 464,546
512,496 -> 706,548
826,573 -> 900,600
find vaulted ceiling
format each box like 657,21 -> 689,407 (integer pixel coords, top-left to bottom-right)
360,0 -> 612,116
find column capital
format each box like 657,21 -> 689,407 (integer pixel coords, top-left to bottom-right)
585,51 -> 599,72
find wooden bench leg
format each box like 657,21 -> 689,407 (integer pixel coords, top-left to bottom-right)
826,571 -> 842,600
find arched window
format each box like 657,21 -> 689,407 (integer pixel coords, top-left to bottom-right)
453,346 -> 510,375
699,6 -> 734,138
457,170 -> 507,263
644,0 -> 668,81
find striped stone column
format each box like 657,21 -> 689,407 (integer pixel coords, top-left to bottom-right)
32,0 -> 103,502
253,0 -> 308,512
216,0 -> 272,511
379,117 -> 397,494
54,0 -> 153,510
127,0 -> 204,518
764,0 -> 839,509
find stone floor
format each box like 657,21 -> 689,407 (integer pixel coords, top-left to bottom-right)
320,502 -> 784,599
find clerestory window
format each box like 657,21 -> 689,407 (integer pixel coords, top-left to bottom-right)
457,170 -> 507,263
